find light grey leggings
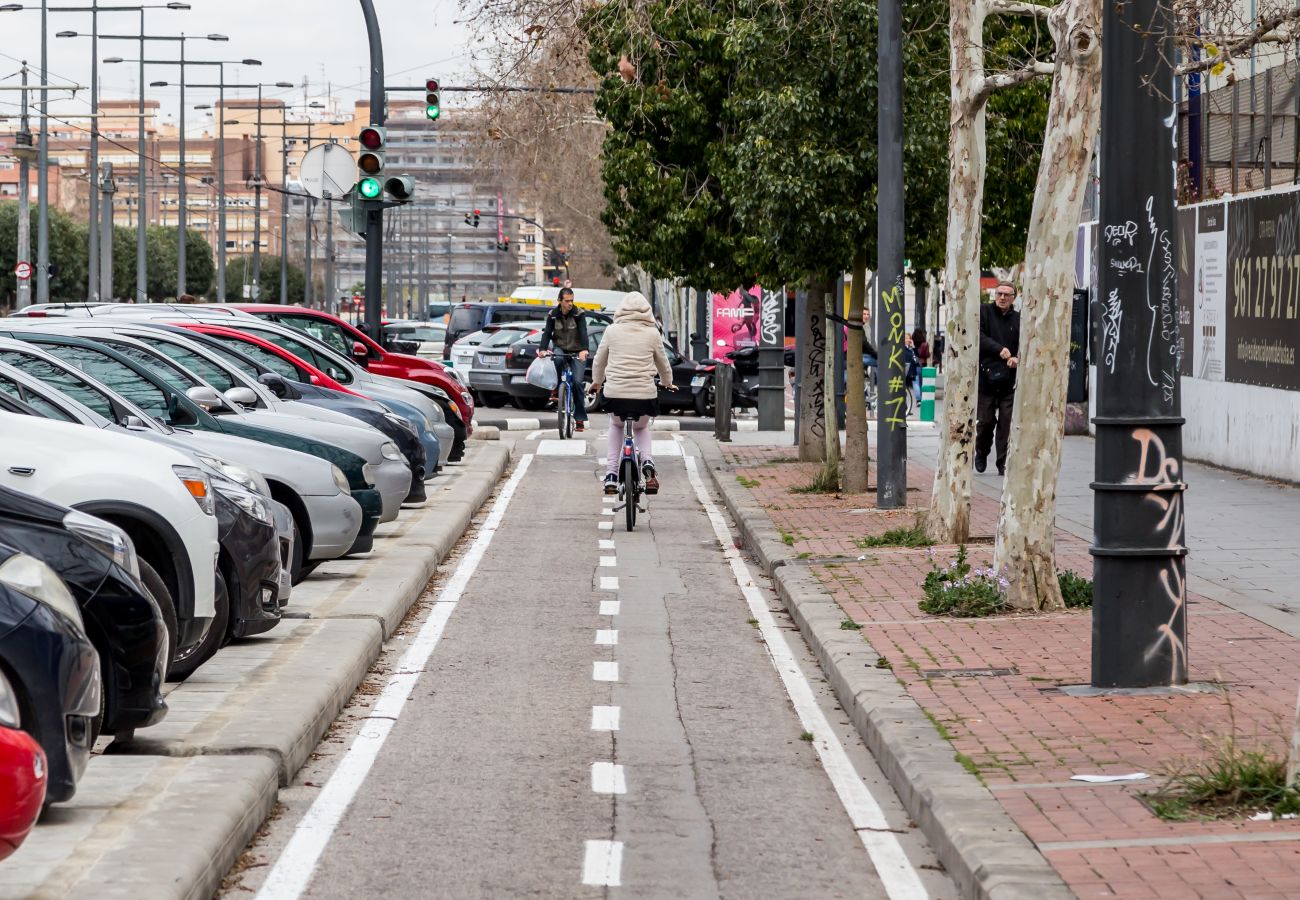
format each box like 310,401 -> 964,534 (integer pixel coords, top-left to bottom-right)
606,415 -> 653,476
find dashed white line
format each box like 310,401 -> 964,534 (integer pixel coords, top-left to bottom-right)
682,451 -> 931,900
598,521 -> 613,531
599,556 -> 617,567
595,629 -> 618,646
601,508 -> 616,516
600,576 -> 619,591
591,762 -> 627,794
591,706 -> 621,732
598,539 -> 616,550
599,600 -> 620,616
253,455 -> 535,900
592,661 -> 619,682
582,840 -> 623,887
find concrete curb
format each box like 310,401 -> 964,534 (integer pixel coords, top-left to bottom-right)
2,443 -> 514,900
692,436 -> 1069,900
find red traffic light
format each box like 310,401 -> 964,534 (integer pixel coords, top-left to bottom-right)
553,277 -> 561,286
359,127 -> 383,150
426,78 -> 439,92
473,208 -> 480,216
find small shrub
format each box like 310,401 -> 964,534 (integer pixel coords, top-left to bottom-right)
790,464 -> 840,494
779,528 -> 795,546
918,546 -> 1009,617
1059,570 -> 1094,608
1147,737 -> 1300,820
840,618 -> 863,631
736,475 -> 760,488
856,519 -> 933,549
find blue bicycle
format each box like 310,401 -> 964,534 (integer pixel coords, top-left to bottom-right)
551,349 -> 580,439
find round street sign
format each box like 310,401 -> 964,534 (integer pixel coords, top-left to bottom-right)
299,143 -> 357,200
13,261 -> 32,280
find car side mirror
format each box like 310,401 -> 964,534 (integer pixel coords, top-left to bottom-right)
224,386 -> 258,408
122,415 -> 146,429
352,340 -> 370,367
257,371 -> 290,399
185,385 -> 226,412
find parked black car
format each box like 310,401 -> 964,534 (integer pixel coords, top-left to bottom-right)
0,538 -> 100,803
0,486 -> 167,741
443,301 -> 559,361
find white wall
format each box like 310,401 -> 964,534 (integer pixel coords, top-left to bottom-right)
1181,377 -> 1300,481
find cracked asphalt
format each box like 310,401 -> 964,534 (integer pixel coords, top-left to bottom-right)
222,429 -> 955,899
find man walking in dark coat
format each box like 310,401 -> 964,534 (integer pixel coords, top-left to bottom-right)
975,281 -> 1020,475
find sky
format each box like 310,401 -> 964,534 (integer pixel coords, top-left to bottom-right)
0,0 -> 488,133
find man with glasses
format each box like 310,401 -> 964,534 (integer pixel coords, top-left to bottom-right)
975,281 -> 1021,476
538,287 -> 591,432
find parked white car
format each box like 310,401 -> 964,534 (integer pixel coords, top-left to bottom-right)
0,412 -> 219,658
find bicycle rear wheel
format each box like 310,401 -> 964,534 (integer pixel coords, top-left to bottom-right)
621,458 -> 638,531
557,382 -> 573,439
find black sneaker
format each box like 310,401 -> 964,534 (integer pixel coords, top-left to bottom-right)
997,464 -> 1006,476
642,463 -> 659,495
603,473 -> 618,495
974,455 -> 987,474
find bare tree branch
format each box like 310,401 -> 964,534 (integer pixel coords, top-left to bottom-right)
987,0 -> 1054,18
1177,6 -> 1300,75
978,59 -> 1056,103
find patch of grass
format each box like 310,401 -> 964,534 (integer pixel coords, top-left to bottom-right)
855,518 -> 934,549
922,709 -> 955,742
800,731 -> 815,742
796,551 -> 812,560
1147,736 -> 1300,821
747,617 -> 759,627
840,618 -> 863,631
790,464 -> 841,494
1059,569 -> 1094,608
779,528 -> 795,546
875,656 -> 892,669
918,546 -> 1008,617
955,752 -> 984,782
736,474 -> 760,489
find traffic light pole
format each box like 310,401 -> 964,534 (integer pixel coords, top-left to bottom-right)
359,0 -> 385,343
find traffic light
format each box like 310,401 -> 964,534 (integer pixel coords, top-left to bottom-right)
464,209 -> 480,227
496,237 -> 510,252
356,125 -> 385,200
425,78 -> 440,121
385,175 -> 415,202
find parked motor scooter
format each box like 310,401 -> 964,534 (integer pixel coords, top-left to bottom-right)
690,347 -> 761,417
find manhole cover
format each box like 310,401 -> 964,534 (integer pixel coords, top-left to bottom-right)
921,666 -> 1019,678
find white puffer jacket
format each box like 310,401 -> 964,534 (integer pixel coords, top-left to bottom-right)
592,293 -> 673,400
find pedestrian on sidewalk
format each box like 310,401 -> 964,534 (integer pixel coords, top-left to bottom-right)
975,282 -> 1020,476
934,331 -> 945,373
538,286 -> 591,432
590,292 -> 676,495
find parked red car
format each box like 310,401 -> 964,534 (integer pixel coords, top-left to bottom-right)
0,670 -> 47,861
169,323 -> 363,396
229,306 -> 473,458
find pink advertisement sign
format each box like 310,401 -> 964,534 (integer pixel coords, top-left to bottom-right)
711,286 -> 762,358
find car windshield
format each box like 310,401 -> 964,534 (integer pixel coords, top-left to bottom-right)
144,339 -> 238,392
447,307 -> 485,334
39,343 -> 173,423
275,314 -> 354,357
491,306 -> 546,324
0,350 -> 117,419
481,328 -> 536,349
97,339 -> 205,392
201,335 -> 298,380
242,326 -> 355,384
389,325 -> 444,342
0,372 -> 77,423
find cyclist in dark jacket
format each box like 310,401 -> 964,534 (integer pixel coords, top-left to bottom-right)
539,287 -> 591,430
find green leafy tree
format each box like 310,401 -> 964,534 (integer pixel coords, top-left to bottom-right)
220,255 -> 306,304
0,202 -> 89,302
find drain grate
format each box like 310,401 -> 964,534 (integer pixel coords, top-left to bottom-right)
922,666 -> 1019,678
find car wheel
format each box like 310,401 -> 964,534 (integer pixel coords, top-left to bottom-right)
138,558 -> 177,673
693,382 -> 715,418
289,518 -> 307,586
515,396 -> 549,412
167,568 -> 230,682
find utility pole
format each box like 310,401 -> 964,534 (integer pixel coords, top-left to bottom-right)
1092,0 -> 1188,687
445,232 -> 452,303
16,63 -> 33,310
99,161 -> 114,299
37,0 -> 49,303
303,196 -> 314,307
86,0 -> 100,301
323,189 -> 335,313
175,35 -> 186,294
251,82 -> 264,297
875,0 -> 906,508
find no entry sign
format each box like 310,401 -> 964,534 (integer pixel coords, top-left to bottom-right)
13,261 -> 32,280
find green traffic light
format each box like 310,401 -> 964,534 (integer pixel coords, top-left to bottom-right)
358,177 -> 382,199
426,103 -> 440,121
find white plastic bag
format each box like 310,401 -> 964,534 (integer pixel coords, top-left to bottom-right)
525,355 -> 558,391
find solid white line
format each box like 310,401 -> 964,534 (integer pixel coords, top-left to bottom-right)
582,840 -> 623,887
591,761 -> 627,794
682,454 -> 930,900
592,661 -> 619,682
254,455 -> 535,900
591,706 -> 621,732
599,556 -> 617,567
526,429 -> 543,441
595,629 -> 618,646
599,539 -> 616,550
599,600 -> 620,616
600,576 -> 619,591
598,521 -> 613,531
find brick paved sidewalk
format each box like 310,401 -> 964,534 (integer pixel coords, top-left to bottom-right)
726,448 -> 1300,900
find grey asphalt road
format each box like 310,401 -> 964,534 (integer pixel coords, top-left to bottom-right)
223,428 -> 953,899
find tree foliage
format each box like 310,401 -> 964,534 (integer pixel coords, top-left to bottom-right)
220,254 -> 307,304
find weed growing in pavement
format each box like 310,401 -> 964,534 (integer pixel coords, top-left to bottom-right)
954,753 -> 984,782
918,546 -> 1009,617
1059,569 -> 1094,608
840,618 -> 863,630
790,464 -> 840,495
800,731 -> 815,742
1146,734 -> 1300,820
855,517 -> 934,549
747,618 -> 759,627
779,528 -> 795,546
875,656 -> 892,669
796,551 -> 813,560
736,475 -> 761,488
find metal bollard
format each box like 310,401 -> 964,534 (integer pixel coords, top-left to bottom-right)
920,366 -> 936,422
714,363 -> 734,442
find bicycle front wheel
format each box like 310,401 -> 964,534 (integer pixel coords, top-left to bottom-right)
557,382 -> 572,439
621,458 -> 638,531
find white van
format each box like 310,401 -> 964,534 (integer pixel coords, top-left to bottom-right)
506,285 -> 626,314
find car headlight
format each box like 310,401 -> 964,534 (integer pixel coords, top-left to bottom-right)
461,391 -> 474,409
380,441 -> 403,462
196,453 -> 271,497
0,673 -> 20,729
173,465 -> 216,516
330,464 -> 351,495
0,553 -> 82,629
361,462 -> 378,486
383,412 -> 417,435
221,486 -> 275,526
62,509 -> 140,580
